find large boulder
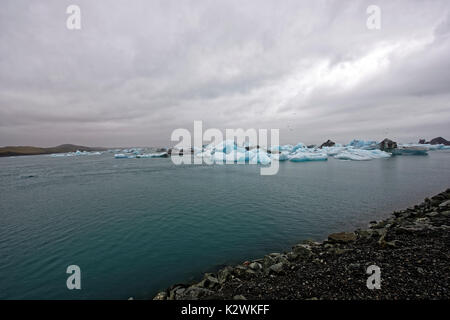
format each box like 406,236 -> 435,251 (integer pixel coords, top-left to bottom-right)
319,139 -> 335,148
378,138 -> 397,151
268,262 -> 284,274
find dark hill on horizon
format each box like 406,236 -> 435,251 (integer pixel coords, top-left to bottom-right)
0,144 -> 107,157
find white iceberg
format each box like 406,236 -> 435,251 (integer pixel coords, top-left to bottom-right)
280,144 -> 294,152
213,140 -> 237,154
334,148 -> 391,161
51,150 -> 102,157
271,151 -> 290,161
249,150 -> 271,165
114,153 -> 136,159
292,142 -> 307,152
398,143 -> 450,151
289,151 -> 328,162
321,146 -> 346,156
136,152 -> 168,158
347,139 -> 378,150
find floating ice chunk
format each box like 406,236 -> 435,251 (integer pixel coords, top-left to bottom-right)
347,139 -> 378,150
212,150 -> 251,163
289,151 -> 328,162
246,149 -> 272,164
334,151 -> 371,161
334,148 -> 391,161
321,146 -> 346,156
51,150 -> 102,157
280,144 -> 294,152
253,150 -> 271,165
196,149 -> 213,159
212,151 -> 240,163
256,151 -> 272,165
292,142 -> 306,152
393,145 -> 428,155
271,151 -> 290,161
114,153 -> 136,159
225,152 -> 239,163
136,152 -> 168,158
367,149 -> 391,158
235,146 -> 247,153
398,143 -> 442,151
214,140 -> 237,154
114,154 -> 128,159
213,152 -> 227,162
279,151 -> 290,161
235,151 -> 249,163
192,146 -> 203,154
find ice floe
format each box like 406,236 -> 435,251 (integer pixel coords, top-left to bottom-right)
289,151 -> 328,162
398,143 -> 450,151
347,139 -> 378,150
51,150 -> 102,157
334,148 -> 391,161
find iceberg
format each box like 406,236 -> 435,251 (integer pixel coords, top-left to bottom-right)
347,139 -> 378,150
195,150 -> 213,159
114,153 -> 135,159
236,151 -> 250,163
136,152 -> 168,158
334,151 -> 371,161
279,144 -> 294,152
367,149 -> 391,158
51,150 -> 102,157
213,152 -> 227,163
398,143 -> 448,151
334,148 -> 391,161
292,142 -> 307,152
213,140 -> 237,154
255,150 -> 272,165
235,146 -> 247,153
289,151 -> 328,162
271,151 -> 290,161
245,149 -> 271,165
393,145 -> 428,156
321,146 -> 346,156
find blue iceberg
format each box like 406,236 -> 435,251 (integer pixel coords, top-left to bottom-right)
289,151 -> 328,162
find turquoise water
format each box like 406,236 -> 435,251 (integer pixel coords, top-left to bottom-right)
1,151 -> 450,299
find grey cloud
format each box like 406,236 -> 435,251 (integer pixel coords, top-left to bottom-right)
0,0 -> 449,147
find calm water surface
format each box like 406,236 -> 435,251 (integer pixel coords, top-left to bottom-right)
1,151 -> 449,299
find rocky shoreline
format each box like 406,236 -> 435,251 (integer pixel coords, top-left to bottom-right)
154,189 -> 450,300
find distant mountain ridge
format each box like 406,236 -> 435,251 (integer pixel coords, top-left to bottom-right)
0,144 -> 107,157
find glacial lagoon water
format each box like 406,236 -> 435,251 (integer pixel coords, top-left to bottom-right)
1,151 -> 450,299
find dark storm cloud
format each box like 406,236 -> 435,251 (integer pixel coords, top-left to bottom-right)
0,0 -> 449,147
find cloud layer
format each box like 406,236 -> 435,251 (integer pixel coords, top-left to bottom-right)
1,0 -> 449,147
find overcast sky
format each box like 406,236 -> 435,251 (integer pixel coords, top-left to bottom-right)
1,0 -> 449,147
